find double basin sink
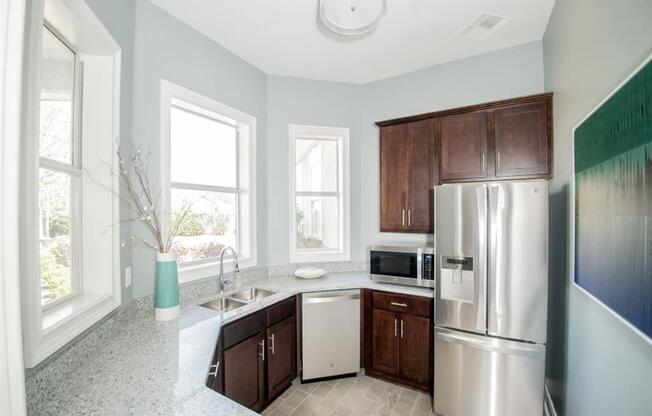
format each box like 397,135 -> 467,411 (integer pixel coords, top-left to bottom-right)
200,287 -> 276,313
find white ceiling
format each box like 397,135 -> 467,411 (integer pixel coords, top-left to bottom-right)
148,0 -> 555,84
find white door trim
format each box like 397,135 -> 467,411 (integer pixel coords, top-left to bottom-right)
0,0 -> 28,414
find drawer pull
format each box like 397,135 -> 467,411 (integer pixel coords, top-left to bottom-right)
259,340 -> 265,361
208,361 -> 220,377
391,302 -> 408,308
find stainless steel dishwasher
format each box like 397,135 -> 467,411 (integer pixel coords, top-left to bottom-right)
301,289 -> 360,382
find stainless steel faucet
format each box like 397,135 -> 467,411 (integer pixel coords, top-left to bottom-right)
218,246 -> 240,294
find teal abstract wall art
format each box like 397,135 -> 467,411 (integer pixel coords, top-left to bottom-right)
574,55 -> 652,342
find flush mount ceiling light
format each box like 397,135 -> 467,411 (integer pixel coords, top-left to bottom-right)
319,0 -> 387,36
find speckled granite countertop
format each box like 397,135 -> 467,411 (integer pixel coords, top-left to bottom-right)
26,272 -> 433,416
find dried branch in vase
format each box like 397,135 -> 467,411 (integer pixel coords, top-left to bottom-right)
83,143 -> 193,254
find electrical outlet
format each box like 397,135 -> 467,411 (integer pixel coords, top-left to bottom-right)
125,266 -> 132,287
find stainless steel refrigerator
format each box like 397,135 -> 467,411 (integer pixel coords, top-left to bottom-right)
433,181 -> 548,416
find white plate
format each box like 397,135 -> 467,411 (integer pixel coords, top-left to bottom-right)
294,267 -> 327,279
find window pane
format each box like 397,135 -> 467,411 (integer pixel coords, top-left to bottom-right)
171,188 -> 237,263
296,196 -> 339,250
39,27 -> 75,164
39,169 -> 73,305
296,139 -> 339,192
171,106 -> 237,188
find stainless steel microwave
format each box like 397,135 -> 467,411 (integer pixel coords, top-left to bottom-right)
369,246 -> 435,288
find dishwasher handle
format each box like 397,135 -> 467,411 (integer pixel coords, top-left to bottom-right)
302,290 -> 360,305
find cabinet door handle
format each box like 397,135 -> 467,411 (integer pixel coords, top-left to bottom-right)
208,361 -> 220,377
402,209 -> 405,227
269,333 -> 275,355
400,320 -> 404,339
482,153 -> 486,172
394,318 -> 398,337
497,152 -> 501,170
259,339 -> 265,361
408,210 -> 411,227
391,302 -> 408,308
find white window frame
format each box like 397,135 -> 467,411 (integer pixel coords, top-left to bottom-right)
289,124 -> 350,263
1,0 -> 28,411
160,80 -> 257,283
21,0 -> 122,368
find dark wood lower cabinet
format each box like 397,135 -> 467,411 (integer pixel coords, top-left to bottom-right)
365,290 -> 433,392
223,332 -> 265,412
211,297 -> 297,412
372,308 -> 400,376
399,314 -> 431,386
212,291 -> 433,411
266,317 -> 296,400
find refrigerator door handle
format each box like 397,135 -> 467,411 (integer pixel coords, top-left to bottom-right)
476,185 -> 488,331
488,184 -> 503,333
436,328 -> 544,356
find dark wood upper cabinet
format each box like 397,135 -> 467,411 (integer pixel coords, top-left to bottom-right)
223,332 -> 265,412
493,101 -> 551,178
266,317 -> 296,400
380,124 -> 409,232
376,92 -> 553,195
440,111 -> 488,182
406,119 -> 435,232
379,120 -> 435,233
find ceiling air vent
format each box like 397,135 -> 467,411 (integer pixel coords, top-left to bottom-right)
459,13 -> 508,40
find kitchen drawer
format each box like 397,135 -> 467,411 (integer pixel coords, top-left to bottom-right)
267,297 -> 295,327
372,291 -> 432,318
222,309 -> 267,350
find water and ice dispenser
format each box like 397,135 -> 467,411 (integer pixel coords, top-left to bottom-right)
440,256 -> 475,303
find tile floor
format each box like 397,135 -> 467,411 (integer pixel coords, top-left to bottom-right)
261,375 -> 434,416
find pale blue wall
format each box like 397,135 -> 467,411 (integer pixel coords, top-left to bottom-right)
87,1 -> 545,297
359,41 -> 544,254
543,0 -> 652,414
266,77 -> 364,265
265,42 -> 545,265
89,0 -> 268,299
128,0 -> 268,298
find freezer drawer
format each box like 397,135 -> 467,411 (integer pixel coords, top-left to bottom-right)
302,290 -> 360,381
434,328 -> 545,416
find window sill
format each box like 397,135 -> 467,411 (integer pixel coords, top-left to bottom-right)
179,256 -> 257,284
25,293 -> 120,368
42,293 -> 115,333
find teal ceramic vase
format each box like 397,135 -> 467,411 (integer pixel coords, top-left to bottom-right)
154,252 -> 180,321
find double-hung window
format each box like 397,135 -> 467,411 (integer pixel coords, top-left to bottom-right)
161,81 -> 257,282
24,0 -> 122,368
289,124 -> 350,263
38,25 -> 81,307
